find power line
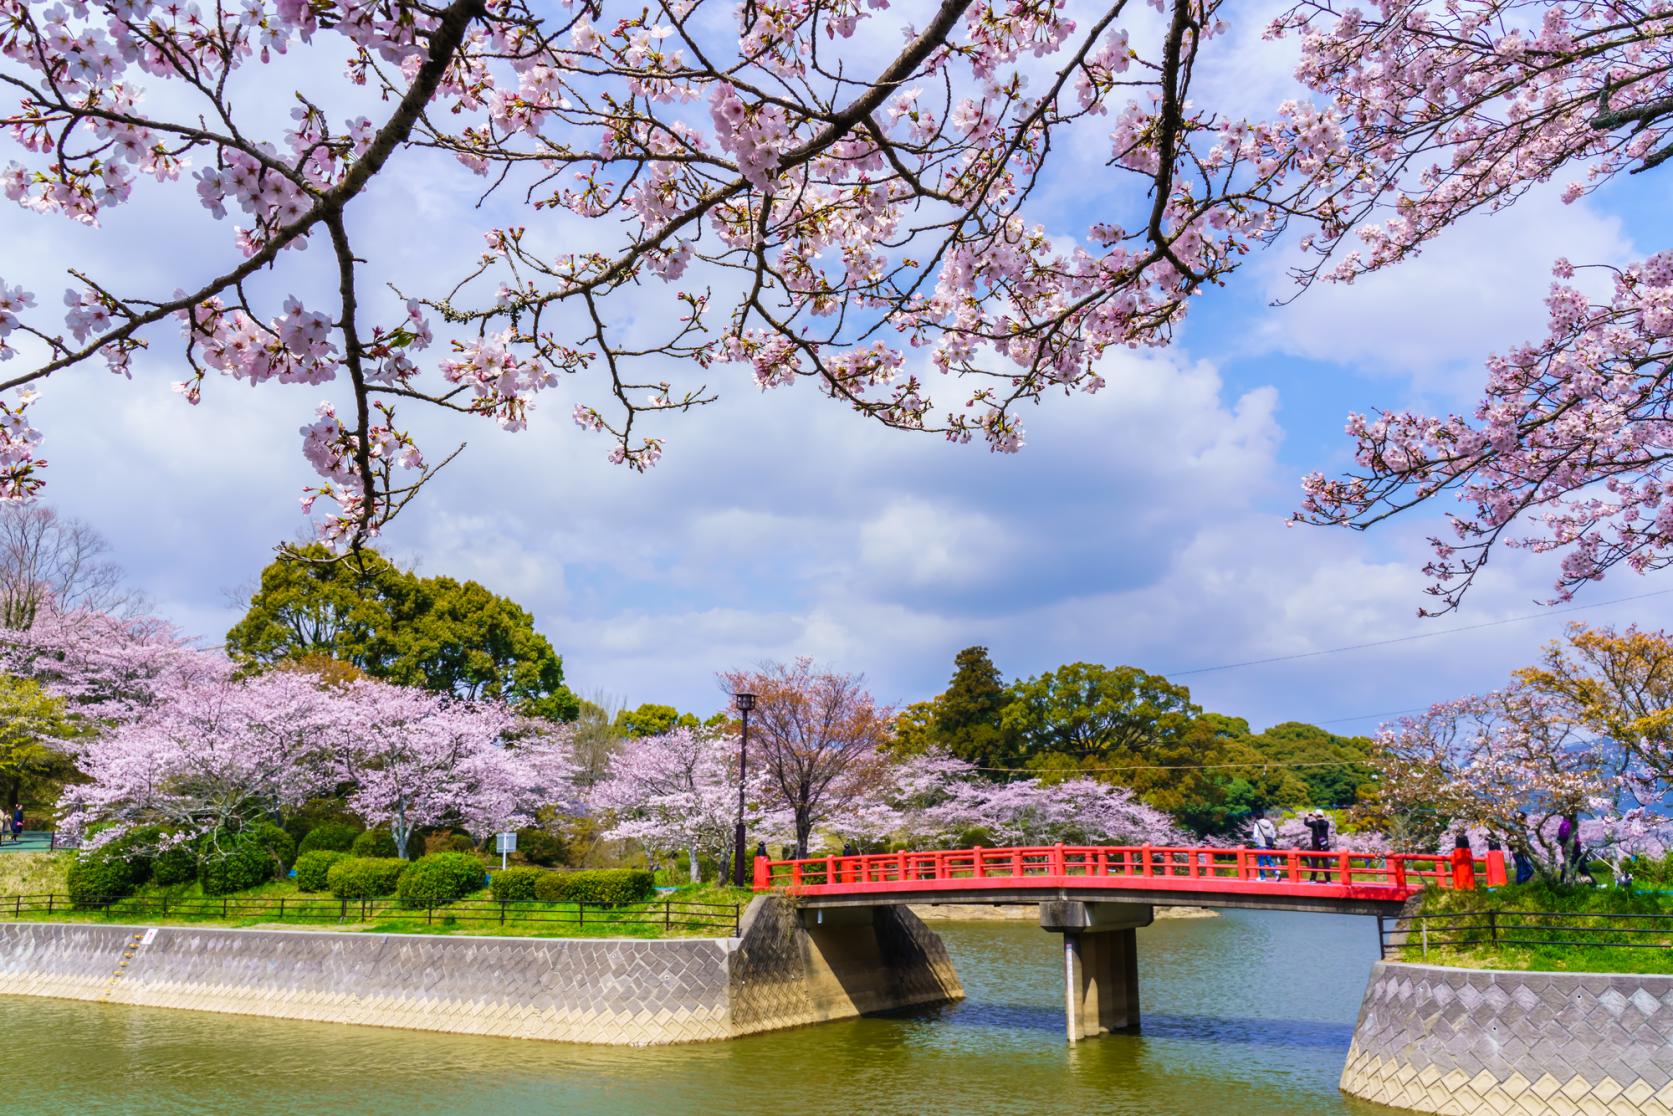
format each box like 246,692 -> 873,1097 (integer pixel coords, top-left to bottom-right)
973,759 -> 1372,774
1164,586 -> 1673,678
1312,706 -> 1430,726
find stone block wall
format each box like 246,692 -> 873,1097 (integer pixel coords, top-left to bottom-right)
0,897 -> 962,1045
1341,960 -> 1673,1114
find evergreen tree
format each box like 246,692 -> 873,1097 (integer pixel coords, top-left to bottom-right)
932,646 -> 1017,770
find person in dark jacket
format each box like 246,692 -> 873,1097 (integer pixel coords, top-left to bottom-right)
1304,812 -> 1332,883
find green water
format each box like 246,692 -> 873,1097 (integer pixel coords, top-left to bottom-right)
1,909 -> 1400,1115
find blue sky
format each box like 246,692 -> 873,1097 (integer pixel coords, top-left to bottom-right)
3,0 -> 1668,730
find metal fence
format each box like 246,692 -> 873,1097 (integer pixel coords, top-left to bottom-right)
1378,910 -> 1673,960
0,892 -> 742,935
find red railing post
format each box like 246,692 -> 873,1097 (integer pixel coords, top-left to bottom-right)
1287,851 -> 1301,883
1051,844 -> 1064,877
825,855 -> 836,887
752,856 -> 770,890
1337,851 -> 1350,886
1140,846 -> 1152,878
1451,844 -> 1476,891
1391,856 -> 1408,890
898,851 -> 908,882
972,847 -> 983,880
791,861 -> 803,888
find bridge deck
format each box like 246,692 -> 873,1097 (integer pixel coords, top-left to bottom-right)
754,844 -> 1486,917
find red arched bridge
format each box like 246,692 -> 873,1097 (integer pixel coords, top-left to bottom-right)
751,844 -> 1498,1043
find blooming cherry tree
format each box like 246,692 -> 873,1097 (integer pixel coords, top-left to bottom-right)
0,0 -> 1350,546
1372,687 -> 1618,880
333,679 -> 574,857
590,725 -> 779,882
58,667 -> 341,843
1276,2 -> 1673,608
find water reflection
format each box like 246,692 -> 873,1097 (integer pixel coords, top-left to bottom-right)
2,908 -> 1402,1115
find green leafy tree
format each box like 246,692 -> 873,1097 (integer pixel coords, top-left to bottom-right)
613,703 -> 700,738
1128,716 -> 1308,835
889,699 -> 940,756
227,546 -> 579,720
0,673 -> 75,820
1247,722 -> 1375,809
932,646 -> 1018,769
1000,662 -> 1199,766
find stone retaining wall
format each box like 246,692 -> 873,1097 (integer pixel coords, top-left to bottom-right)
1341,960 -> 1673,1114
0,897 -> 961,1045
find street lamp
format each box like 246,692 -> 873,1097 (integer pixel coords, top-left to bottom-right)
732,691 -> 756,887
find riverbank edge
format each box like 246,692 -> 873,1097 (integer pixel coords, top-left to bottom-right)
908,903 -> 1216,922
0,896 -> 963,1045
1339,959 -> 1673,1114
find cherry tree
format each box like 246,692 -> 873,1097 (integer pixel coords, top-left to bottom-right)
58,667 -> 341,844
0,607 -> 218,723
0,0 -> 1664,613
721,659 -> 893,856
1372,687 -> 1619,880
0,0 -> 1375,548
590,725 -> 779,882
1277,3 -> 1673,609
332,678 -> 574,857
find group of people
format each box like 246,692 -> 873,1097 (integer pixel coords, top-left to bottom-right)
1248,808 -> 1336,882
0,804 -> 23,844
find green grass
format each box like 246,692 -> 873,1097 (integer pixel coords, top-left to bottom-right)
0,851 -> 71,896
0,872 -> 752,940
1397,880 -> 1673,974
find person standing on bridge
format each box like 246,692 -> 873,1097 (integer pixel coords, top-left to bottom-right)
1251,809 -> 1278,881
1304,812 -> 1332,883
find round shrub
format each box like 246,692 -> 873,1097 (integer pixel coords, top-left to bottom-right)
397,852 -> 486,903
490,866 -> 544,902
327,856 -> 408,899
103,826 -> 162,885
251,821 -> 297,872
299,821 -> 360,855
198,830 -> 277,896
66,847 -> 138,909
515,827 -> 565,867
294,849 -> 347,892
351,829 -> 399,859
150,841 -> 199,886
534,868 -> 654,906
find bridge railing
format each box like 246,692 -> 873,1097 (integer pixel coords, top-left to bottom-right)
754,845 -> 1484,896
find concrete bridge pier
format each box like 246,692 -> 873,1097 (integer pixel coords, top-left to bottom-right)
1039,900 -> 1153,1043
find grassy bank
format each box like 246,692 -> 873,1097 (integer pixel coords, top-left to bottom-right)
1396,881 -> 1673,974
0,856 -> 755,940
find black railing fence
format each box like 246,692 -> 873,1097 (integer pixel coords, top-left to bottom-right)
0,893 -> 741,935
1379,910 -> 1673,960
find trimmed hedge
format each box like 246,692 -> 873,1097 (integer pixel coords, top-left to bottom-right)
490,866 -> 543,902
151,841 -> 198,886
199,830 -> 277,896
396,852 -> 486,903
294,849 -> 347,892
351,829 -> 399,859
327,856 -> 408,899
299,821 -> 360,855
66,847 -> 139,908
533,868 -> 654,906
251,821 -> 297,872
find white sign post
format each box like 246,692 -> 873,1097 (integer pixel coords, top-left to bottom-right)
495,831 -> 517,870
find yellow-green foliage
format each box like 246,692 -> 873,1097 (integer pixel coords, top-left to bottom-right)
0,851 -> 71,896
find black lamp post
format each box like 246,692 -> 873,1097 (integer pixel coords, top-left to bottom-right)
732,691 -> 756,887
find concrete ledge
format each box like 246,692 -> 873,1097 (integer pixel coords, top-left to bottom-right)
0,898 -> 962,1045
1340,960 -> 1673,1114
